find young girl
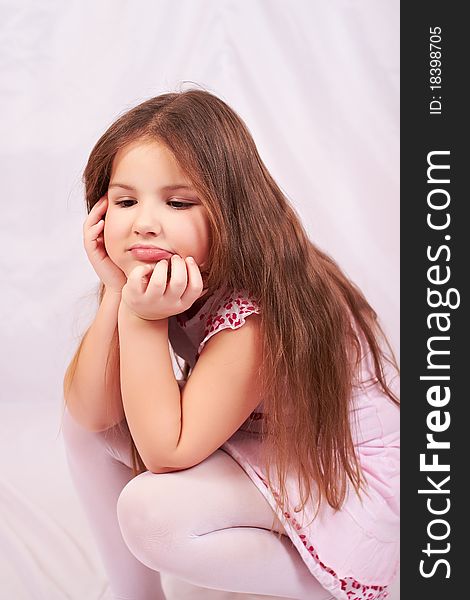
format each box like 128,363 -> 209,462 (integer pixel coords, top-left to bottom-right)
61,89 -> 399,600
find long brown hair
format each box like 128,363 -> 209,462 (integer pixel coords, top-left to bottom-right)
63,88 -> 399,536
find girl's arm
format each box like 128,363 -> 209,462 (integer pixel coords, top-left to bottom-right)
65,288 -> 125,432
117,304 -> 182,470
117,302 -> 263,472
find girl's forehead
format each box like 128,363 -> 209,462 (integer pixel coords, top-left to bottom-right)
114,139 -> 168,162
111,140 -> 186,179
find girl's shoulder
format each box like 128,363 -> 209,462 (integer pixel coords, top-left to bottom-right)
197,288 -> 261,355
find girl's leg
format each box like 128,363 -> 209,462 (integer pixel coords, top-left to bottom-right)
60,407 -> 165,600
116,449 -> 334,600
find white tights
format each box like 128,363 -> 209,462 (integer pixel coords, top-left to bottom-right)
61,407 -> 334,600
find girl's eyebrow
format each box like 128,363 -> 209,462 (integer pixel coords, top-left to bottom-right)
108,182 -> 195,192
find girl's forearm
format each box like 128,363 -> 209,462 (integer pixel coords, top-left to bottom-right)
65,287 -> 124,432
117,302 -> 182,470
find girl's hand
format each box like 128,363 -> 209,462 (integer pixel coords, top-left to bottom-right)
121,255 -> 207,321
83,195 -> 127,293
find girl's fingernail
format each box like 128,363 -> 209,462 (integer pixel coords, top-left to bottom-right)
187,256 -> 195,263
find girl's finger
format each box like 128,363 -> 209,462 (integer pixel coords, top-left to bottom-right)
88,197 -> 104,213
83,199 -> 107,230
83,220 -> 104,244
165,255 -> 188,296
94,196 -> 107,208
147,259 -> 169,295
180,256 -> 204,304
126,263 -> 149,293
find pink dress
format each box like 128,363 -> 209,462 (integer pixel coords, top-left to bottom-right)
168,286 -> 400,600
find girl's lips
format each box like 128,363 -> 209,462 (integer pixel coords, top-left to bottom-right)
130,248 -> 174,261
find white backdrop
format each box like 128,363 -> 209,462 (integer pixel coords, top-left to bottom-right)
0,1 -> 399,599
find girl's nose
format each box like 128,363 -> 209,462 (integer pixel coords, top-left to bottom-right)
132,215 -> 163,235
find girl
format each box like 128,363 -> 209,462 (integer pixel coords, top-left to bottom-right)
61,89 -> 399,600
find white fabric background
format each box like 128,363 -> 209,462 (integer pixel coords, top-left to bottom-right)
0,1 -> 399,599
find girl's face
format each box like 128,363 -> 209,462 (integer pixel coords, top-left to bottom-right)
104,140 -> 211,278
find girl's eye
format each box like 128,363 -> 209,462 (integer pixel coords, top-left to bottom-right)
114,199 -> 192,210
115,200 -> 135,208
167,200 -> 193,210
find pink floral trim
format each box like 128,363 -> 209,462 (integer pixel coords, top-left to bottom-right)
267,485 -> 389,600
204,291 -> 260,334
196,289 -> 261,353
175,289 -> 260,331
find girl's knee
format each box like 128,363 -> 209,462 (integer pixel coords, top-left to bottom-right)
117,471 -> 182,530
116,471 -> 187,569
